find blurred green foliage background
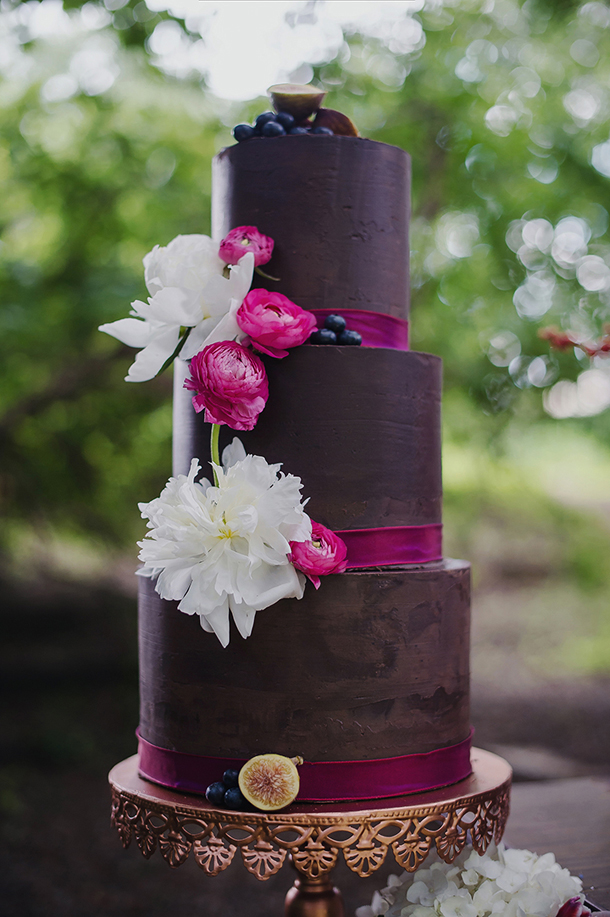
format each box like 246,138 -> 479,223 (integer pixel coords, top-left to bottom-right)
1,0 -> 610,679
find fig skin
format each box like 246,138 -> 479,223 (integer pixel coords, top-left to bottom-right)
238,753 -> 301,811
313,108 -> 359,137
268,83 -> 326,120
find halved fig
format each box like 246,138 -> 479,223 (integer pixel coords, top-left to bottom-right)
313,108 -> 359,136
268,83 -> 326,120
238,754 -> 301,811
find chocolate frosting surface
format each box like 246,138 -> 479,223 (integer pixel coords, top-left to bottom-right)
213,137 -> 410,318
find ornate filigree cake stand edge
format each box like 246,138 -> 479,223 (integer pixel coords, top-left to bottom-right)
109,747 -> 511,917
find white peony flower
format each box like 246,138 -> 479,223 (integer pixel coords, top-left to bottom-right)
143,234 -> 224,296
358,844 -> 584,917
99,234 -> 254,382
137,438 -> 311,647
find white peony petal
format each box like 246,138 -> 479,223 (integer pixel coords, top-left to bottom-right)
139,286 -> 201,327
201,250 -> 254,317
230,251 -> 255,302
153,561 -> 196,602
196,297 -> 244,351
222,438 -> 247,469
99,317 -> 155,348
238,558 -> 305,610
229,599 -> 257,639
246,529 -> 292,566
199,602 -> 231,647
125,325 -> 181,382
144,233 -> 225,295
180,316 -> 223,360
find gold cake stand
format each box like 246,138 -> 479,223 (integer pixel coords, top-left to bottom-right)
109,748 -> 511,916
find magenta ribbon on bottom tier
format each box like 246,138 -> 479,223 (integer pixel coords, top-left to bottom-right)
136,729 -> 473,802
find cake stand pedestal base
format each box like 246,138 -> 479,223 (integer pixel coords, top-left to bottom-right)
109,748 -> 511,917
285,868 -> 344,917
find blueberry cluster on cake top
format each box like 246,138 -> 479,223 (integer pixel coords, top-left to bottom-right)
233,82 -> 358,141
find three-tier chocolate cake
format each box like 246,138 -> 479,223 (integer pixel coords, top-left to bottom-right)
136,133 -> 472,803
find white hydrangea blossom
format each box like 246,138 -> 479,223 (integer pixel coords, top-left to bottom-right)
355,843 -> 583,917
137,438 -> 311,647
99,235 -> 254,382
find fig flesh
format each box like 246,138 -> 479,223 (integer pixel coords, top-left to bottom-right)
268,83 -> 326,120
238,754 -> 300,811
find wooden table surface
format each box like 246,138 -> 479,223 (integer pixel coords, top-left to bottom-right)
506,777 -> 610,908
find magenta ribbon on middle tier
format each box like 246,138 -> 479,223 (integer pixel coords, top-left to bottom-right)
335,523 -> 443,568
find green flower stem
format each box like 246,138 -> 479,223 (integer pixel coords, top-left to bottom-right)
158,327 -> 191,376
210,423 -> 221,486
255,265 -> 281,282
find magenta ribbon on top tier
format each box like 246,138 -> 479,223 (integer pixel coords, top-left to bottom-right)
310,309 -> 409,350
336,524 -> 443,568
137,729 -> 473,802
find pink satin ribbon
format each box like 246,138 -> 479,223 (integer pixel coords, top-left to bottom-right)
137,729 -> 473,802
310,309 -> 409,350
337,524 -> 442,568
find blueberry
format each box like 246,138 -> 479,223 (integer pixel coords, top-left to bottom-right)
312,126 -> 334,135
224,786 -> 249,810
310,329 -> 337,345
324,314 -> 347,335
222,768 -> 240,788
261,120 -> 286,137
276,111 -> 295,130
254,111 -> 277,132
205,781 -> 226,806
289,126 -> 309,135
338,329 -> 362,346
233,123 -> 256,142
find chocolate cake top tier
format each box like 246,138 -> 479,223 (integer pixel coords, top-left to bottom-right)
212,136 -> 410,318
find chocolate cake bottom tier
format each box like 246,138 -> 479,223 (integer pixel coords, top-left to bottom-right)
138,559 -> 471,801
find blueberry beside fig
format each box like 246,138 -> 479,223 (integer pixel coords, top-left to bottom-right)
254,111 -> 277,132
222,768 -> 240,788
233,123 -> 256,142
261,120 -> 286,137
224,786 -> 250,810
205,781 -> 226,806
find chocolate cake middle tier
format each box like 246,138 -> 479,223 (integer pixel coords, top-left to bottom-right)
139,559 -> 470,763
173,347 -> 442,530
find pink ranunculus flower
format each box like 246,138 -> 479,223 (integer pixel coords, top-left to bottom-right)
184,341 -> 268,430
237,289 -> 317,358
219,226 -> 274,267
289,521 -> 348,589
